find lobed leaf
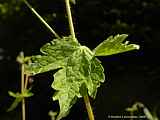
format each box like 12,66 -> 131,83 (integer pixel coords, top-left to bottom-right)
93,34 -> 140,56
26,35 -> 139,120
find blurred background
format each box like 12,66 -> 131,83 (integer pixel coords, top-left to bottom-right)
0,0 -> 160,120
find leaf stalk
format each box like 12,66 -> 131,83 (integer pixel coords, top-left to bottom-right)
84,94 -> 95,120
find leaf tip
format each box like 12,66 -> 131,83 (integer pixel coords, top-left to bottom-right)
133,44 -> 140,50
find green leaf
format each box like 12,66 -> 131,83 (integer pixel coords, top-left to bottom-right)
7,96 -> 22,112
53,88 -> 77,120
8,91 -> 20,98
89,57 -> 105,98
49,111 -> 57,120
51,46 -> 105,119
7,89 -> 33,112
21,88 -> 34,97
26,36 -> 106,119
93,34 -> 140,56
26,36 -> 80,75
26,35 -> 139,120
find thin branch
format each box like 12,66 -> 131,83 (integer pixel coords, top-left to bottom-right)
23,0 -> 60,38
24,74 -> 29,89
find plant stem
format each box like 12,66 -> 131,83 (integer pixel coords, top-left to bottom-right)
23,0 -> 60,38
65,0 -> 76,40
24,74 -> 29,89
84,94 -> 95,120
20,52 -> 26,120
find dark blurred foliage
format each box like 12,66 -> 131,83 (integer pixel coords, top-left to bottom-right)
0,0 -> 160,120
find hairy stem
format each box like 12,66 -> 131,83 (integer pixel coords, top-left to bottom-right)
65,0 -> 76,40
84,94 -> 95,120
20,52 -> 25,120
23,0 -> 60,38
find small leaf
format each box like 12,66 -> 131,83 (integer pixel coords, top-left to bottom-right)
16,52 -> 31,65
16,51 -> 24,64
49,111 -> 57,120
8,91 -> 20,98
7,89 -> 33,112
7,91 -> 22,112
22,88 -> 34,97
7,97 -> 23,112
93,34 -> 140,56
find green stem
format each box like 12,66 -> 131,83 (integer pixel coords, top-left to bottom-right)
23,0 -> 60,38
84,94 -> 95,120
65,0 -> 76,40
24,74 -> 29,89
20,52 -> 25,120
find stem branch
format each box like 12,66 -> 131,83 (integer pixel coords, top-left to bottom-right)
23,0 -> 60,38
84,94 -> 95,120
65,0 -> 76,40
